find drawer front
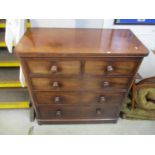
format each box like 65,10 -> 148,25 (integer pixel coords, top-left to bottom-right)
34,92 -> 124,105
85,59 -> 139,76
38,104 -> 120,119
31,77 -> 130,91
27,60 -> 81,75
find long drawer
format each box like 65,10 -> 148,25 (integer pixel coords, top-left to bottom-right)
31,77 -> 130,91
37,104 -> 120,119
34,92 -> 124,105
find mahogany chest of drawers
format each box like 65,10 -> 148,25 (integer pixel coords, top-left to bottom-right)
14,28 -> 148,124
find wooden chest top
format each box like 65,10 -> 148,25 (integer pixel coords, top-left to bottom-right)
14,28 -> 148,57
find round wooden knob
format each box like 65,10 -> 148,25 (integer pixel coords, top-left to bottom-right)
52,81 -> 59,88
100,96 -> 106,103
54,96 -> 61,103
50,65 -> 58,73
56,109 -> 62,116
96,108 -> 102,115
103,81 -> 110,87
107,65 -> 114,72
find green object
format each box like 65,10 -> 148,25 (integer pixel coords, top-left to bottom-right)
136,88 -> 155,110
121,76 -> 155,120
121,96 -> 155,120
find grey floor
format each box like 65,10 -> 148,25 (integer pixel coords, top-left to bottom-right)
0,109 -> 155,135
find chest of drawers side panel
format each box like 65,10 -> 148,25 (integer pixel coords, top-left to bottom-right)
19,59 -> 41,119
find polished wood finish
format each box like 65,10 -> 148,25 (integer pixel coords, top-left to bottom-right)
15,28 -> 148,57
27,60 -> 81,75
85,59 -> 139,76
14,28 -> 148,124
38,104 -> 120,119
31,77 -> 130,91
34,92 -> 124,105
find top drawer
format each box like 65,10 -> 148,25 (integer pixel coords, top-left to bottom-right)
27,60 -> 81,75
85,59 -> 139,76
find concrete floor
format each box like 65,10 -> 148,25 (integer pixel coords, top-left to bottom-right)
0,109 -> 155,135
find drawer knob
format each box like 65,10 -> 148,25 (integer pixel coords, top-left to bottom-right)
50,65 -> 58,73
56,109 -> 62,117
107,65 -> 114,72
103,81 -> 110,87
54,96 -> 61,103
52,81 -> 59,88
96,108 -> 102,115
100,96 -> 106,103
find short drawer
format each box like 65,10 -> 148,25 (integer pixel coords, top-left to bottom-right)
31,77 -> 130,91
27,60 -> 81,75
34,92 -> 124,105
85,59 -> 139,76
37,104 -> 120,119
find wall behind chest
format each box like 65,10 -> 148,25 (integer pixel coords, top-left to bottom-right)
30,19 -> 104,28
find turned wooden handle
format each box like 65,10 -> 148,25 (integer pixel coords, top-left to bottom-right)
52,81 -> 59,88
54,96 -> 61,103
103,81 -> 110,87
107,65 -> 114,72
96,108 -> 102,115
50,65 -> 58,73
56,109 -> 62,116
100,96 -> 106,103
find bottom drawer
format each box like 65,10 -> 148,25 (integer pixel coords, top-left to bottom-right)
37,104 -> 120,120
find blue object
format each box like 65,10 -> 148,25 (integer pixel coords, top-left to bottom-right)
115,19 -> 155,25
